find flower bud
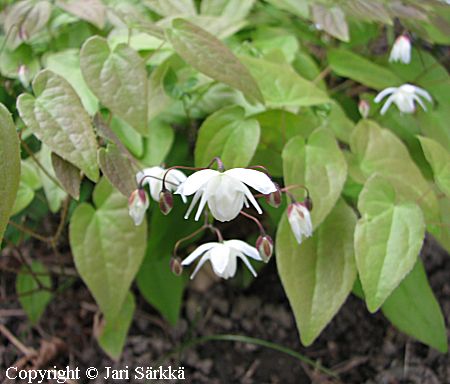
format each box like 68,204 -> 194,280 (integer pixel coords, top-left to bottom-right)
287,202 -> 313,244
256,235 -> 273,263
128,188 -> 149,226
358,100 -> 370,119
265,183 -> 282,208
170,257 -> 183,276
159,189 -> 174,215
303,195 -> 313,211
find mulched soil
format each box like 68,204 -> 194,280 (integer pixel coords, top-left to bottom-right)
0,235 -> 449,384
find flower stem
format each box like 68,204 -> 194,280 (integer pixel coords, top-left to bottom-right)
173,225 -> 207,257
240,210 -> 266,235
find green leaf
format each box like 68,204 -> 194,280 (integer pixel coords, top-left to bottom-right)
51,153 -> 81,200
349,120 -> 439,227
80,36 -> 148,135
282,128 -> 347,228
240,55 -> 329,107
144,0 -> 197,16
264,0 -> 309,18
0,103 -> 20,245
17,69 -> 99,182
140,120 -> 174,167
328,49 -> 402,90
98,292 -> 135,360
166,18 -> 264,103
195,106 -> 260,168
276,199 -> 357,346
56,0 -> 106,29
355,175 -> 425,312
4,0 -> 52,49
98,144 -> 137,197
418,136 -> 450,198
200,0 -> 254,22
312,5 -> 349,42
38,145 -> 66,213
69,178 -> 147,321
44,49 -> 98,116
16,261 -> 53,325
110,116 -> 144,158
382,260 -> 448,353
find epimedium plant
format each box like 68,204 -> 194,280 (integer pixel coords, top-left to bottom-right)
0,0 -> 449,360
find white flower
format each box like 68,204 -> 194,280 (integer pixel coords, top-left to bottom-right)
128,189 -> 149,226
389,35 -> 411,64
287,203 -> 313,244
374,84 -> 432,115
181,240 -> 262,279
137,166 -> 187,202
176,168 -> 277,222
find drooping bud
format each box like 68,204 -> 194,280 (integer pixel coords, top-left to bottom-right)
303,195 -> 313,211
265,183 -> 282,208
358,100 -> 370,119
17,65 -> 30,88
287,202 -> 313,245
128,188 -> 149,226
170,257 -> 183,276
159,189 -> 174,215
389,34 -> 411,64
256,235 -> 274,263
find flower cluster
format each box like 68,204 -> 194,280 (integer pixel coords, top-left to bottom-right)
361,33 -> 433,116
128,160 -> 313,280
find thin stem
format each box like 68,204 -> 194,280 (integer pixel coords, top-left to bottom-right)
138,174 -> 178,189
8,221 -> 49,243
158,334 -> 338,379
173,225 -> 207,257
240,211 -> 266,235
206,157 -> 224,171
0,324 -> 35,357
207,225 -> 223,243
313,66 -> 331,84
162,165 -> 207,190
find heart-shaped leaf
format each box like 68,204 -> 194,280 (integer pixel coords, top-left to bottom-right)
56,0 -> 106,29
17,69 -> 99,182
69,178 -> 147,321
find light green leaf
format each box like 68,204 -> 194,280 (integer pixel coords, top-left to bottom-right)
4,0 -> 52,49
0,103 -> 21,244
69,178 -> 147,321
200,0 -> 254,22
418,136 -> 450,198
343,0 -> 392,24
56,0 -> 106,29
349,120 -> 439,226
98,144 -> 137,197
355,175 -> 425,312
16,261 -> 53,325
166,18 -> 264,103
276,199 -> 357,346
282,128 -> 347,228
382,260 -> 448,353
264,0 -> 309,18
44,49 -> 98,116
11,160 -> 41,216
80,36 -> 148,135
140,120 -> 174,167
148,60 -> 173,121
434,196 -> 450,253
195,106 -> 260,168
110,116 -> 143,158
17,69 -> 99,182
312,5 -> 349,42
98,292 -> 135,360
144,0 -> 196,16
240,55 -> 329,108
51,153 -> 81,200
328,49 -> 402,90
38,145 -> 66,213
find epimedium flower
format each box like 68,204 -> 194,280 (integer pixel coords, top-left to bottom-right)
181,240 -> 263,279
128,189 -> 149,226
137,166 -> 187,202
176,168 -> 277,222
287,202 -> 313,245
389,35 -> 412,64
374,84 -> 432,115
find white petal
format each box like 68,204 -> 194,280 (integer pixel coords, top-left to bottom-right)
236,253 -> 257,277
209,244 -> 231,275
177,169 -> 219,196
194,187 -> 210,221
243,184 -> 263,215
413,94 -> 427,112
189,253 -> 210,279
206,175 -> 245,222
380,95 -> 395,115
225,168 -> 277,194
182,242 -> 218,266
414,87 -> 432,102
225,240 -> 262,261
374,88 -> 397,103
221,253 -> 237,279
184,189 -> 203,219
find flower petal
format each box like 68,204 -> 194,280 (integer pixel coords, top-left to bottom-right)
189,253 -> 210,279
374,87 -> 397,103
380,95 -> 395,115
194,187 -> 210,221
176,169 -> 219,196
209,244 -> 231,275
184,189 -> 202,219
225,168 -> 277,194
236,253 -> 257,277
225,240 -> 261,261
182,242 -> 218,266
414,87 -> 433,102
243,184 -> 263,215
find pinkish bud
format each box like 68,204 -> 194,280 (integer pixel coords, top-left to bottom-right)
358,100 -> 370,119
256,235 -> 273,263
170,257 -> 183,276
303,196 -> 313,211
159,189 -> 173,215
265,183 -> 282,208
128,188 -> 149,226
